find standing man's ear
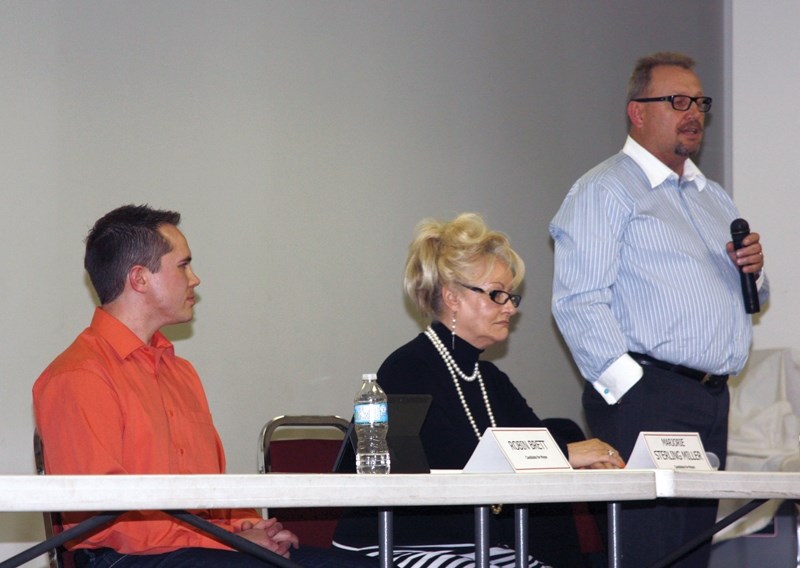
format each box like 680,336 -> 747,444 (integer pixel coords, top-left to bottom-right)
627,100 -> 645,129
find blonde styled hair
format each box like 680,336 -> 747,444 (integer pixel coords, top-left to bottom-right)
404,213 -> 525,320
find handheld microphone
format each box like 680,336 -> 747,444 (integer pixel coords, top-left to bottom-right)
730,218 -> 760,314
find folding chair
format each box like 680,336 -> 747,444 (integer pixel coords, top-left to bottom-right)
33,429 -> 75,568
257,415 -> 350,548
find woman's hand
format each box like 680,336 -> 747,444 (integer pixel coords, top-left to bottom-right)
566,438 -> 626,469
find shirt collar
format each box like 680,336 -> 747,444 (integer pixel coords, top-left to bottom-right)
90,307 -> 174,360
622,135 -> 707,191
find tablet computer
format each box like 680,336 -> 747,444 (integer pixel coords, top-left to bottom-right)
333,393 -> 432,474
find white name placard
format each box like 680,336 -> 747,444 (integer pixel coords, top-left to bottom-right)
463,427 -> 572,473
627,432 -> 714,470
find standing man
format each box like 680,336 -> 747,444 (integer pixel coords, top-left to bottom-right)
34,204 -> 375,568
550,52 -> 768,567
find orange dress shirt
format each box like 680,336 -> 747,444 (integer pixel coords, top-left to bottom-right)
33,307 -> 260,554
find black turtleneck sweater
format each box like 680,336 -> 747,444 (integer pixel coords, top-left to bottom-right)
377,321 -> 568,467
334,322 -> 580,565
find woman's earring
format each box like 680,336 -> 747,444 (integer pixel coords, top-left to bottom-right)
451,313 -> 457,350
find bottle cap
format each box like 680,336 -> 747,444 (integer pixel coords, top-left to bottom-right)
362,373 -> 377,381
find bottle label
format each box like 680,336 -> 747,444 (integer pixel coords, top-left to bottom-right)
354,402 -> 388,425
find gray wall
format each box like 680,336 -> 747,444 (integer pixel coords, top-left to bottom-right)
0,1 -> 724,560
731,0 -> 800,349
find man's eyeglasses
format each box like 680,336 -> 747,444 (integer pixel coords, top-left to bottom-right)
630,94 -> 713,113
457,282 -> 521,308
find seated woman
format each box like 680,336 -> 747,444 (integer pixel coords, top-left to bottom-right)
334,213 -> 624,568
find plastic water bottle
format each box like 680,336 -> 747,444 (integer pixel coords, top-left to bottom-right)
354,373 -> 390,474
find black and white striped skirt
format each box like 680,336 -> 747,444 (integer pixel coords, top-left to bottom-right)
333,543 -> 552,568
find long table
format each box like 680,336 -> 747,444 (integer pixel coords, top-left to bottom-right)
0,470 -> 796,567
0,470 -> 656,511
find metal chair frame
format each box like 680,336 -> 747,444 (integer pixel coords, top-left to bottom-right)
33,429 -> 67,568
257,415 -> 350,474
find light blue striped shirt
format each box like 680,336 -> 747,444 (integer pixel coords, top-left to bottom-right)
550,137 -> 769,404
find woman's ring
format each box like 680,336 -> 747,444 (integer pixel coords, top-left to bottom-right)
608,450 -> 615,456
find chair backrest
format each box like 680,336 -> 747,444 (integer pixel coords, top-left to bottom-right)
541,417 -> 605,557
258,415 -> 350,548
33,430 -> 75,568
258,415 -> 350,474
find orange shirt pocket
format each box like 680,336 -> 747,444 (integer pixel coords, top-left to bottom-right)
173,410 -> 224,474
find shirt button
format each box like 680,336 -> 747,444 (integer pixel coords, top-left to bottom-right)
604,388 -> 610,394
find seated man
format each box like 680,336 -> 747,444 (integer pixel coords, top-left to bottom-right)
33,204 -> 374,568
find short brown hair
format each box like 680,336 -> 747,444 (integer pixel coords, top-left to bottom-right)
626,51 -> 696,102
84,204 -> 181,304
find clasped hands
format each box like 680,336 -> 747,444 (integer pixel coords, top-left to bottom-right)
237,517 -> 299,558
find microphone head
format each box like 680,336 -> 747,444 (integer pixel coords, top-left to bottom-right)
730,218 -> 750,236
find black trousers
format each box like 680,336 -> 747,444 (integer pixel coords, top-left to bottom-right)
74,545 -> 379,568
583,366 -> 729,568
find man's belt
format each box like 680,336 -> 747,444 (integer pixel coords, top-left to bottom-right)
628,352 -> 728,388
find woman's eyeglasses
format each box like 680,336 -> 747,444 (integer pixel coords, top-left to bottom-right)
457,282 -> 521,307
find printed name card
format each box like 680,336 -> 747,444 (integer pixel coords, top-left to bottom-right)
463,427 -> 572,473
627,432 -> 715,470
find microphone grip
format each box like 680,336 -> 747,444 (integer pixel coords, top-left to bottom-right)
730,218 -> 760,314
739,268 -> 760,314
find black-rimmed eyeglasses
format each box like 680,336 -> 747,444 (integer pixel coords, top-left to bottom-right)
457,282 -> 521,308
630,94 -> 712,113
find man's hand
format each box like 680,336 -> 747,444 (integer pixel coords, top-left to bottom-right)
237,518 -> 299,558
727,231 -> 764,275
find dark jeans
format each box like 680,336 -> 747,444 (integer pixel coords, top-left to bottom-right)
74,546 -> 379,568
583,366 -> 730,568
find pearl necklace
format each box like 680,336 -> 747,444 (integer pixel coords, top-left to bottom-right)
425,325 -> 497,440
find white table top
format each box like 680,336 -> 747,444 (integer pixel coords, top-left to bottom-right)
655,469 -> 800,500
2,469 -> 798,513
0,470 -> 655,512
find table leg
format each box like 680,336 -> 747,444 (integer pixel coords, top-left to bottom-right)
0,511 -> 124,568
648,499 -> 768,568
515,505 -> 529,568
379,508 -> 393,568
475,505 -> 491,568
608,501 -> 621,568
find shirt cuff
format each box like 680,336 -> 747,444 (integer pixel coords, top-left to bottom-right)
592,354 -> 643,404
